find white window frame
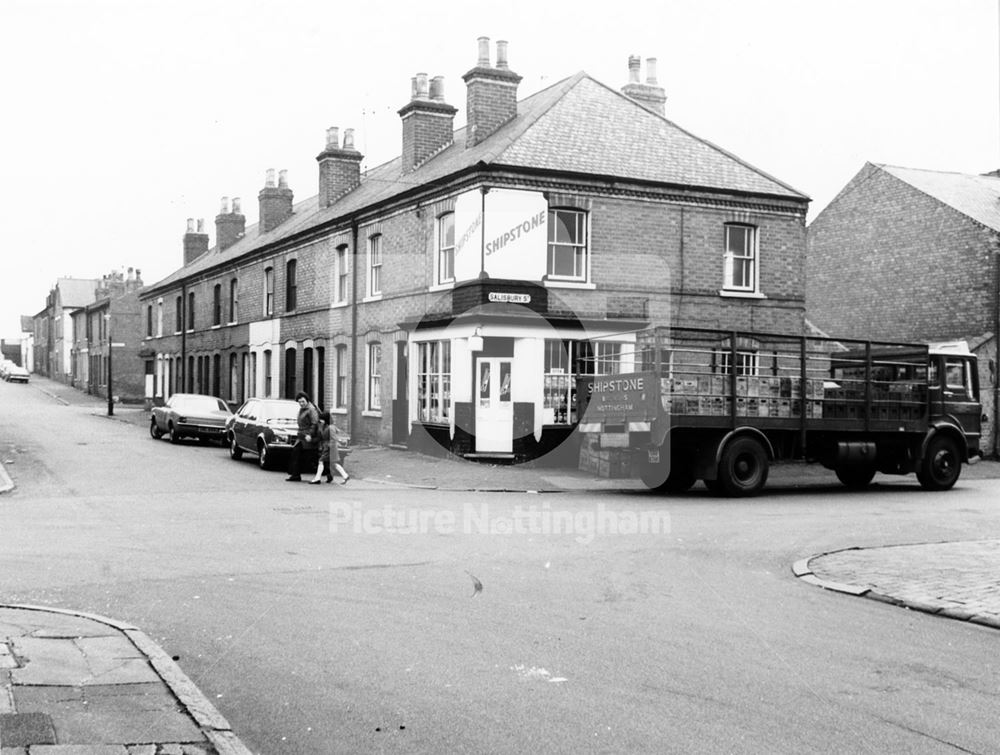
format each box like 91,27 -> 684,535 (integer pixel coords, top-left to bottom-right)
722,224 -> 759,294
716,349 -> 759,376
436,213 -> 455,286
546,208 -> 589,282
368,235 -> 382,299
156,299 -> 163,337
334,344 -> 348,411
365,342 -> 382,413
417,340 -> 451,423
264,267 -> 274,317
335,246 -> 349,306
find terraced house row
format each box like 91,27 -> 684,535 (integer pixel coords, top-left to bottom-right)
139,37 -> 809,461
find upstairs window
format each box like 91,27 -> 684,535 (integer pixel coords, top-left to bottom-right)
547,208 -> 588,281
175,296 -> 183,333
146,305 -> 153,337
156,300 -> 163,336
213,284 -> 222,326
186,292 -> 195,331
335,245 -> 349,304
368,235 -> 382,297
229,278 -> 238,323
723,224 -> 758,293
335,345 -> 348,409
437,213 -> 455,284
264,267 -> 274,317
286,259 -> 297,312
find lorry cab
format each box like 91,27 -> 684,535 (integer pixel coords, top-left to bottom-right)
927,341 -> 982,457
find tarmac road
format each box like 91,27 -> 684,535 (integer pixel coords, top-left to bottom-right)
3,378 -> 1000,753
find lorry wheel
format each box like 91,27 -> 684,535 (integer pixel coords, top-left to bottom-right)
717,437 -> 769,497
835,464 -> 876,489
917,435 -> 961,491
639,456 -> 696,493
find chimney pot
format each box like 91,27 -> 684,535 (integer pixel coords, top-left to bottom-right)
278,169 -> 288,189
429,76 -> 445,101
415,72 -> 429,99
232,198 -> 241,214
628,55 -> 641,83
196,218 -> 205,233
495,40 -> 509,69
326,126 -> 339,147
265,168 -> 276,187
343,128 -> 355,150
476,36 -> 490,67
186,218 -> 195,233
220,196 -> 230,214
645,57 -> 658,85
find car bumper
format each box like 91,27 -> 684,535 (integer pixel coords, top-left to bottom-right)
179,424 -> 227,438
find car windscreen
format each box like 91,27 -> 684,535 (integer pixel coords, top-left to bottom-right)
259,402 -> 300,421
174,397 -> 229,414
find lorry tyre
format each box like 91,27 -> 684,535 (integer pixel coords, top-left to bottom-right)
917,434 -> 961,491
717,436 -> 769,497
639,457 -> 696,493
835,464 -> 876,489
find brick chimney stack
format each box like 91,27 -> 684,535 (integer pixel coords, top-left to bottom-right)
463,37 -> 522,148
398,71 -> 457,172
317,126 -> 364,206
215,197 -> 246,252
258,169 -> 295,233
184,216 -> 210,264
621,55 -> 666,116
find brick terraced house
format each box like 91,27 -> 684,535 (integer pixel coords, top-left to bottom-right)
807,162 -> 1000,457
139,38 -> 809,462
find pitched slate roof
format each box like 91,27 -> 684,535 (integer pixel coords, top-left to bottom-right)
55,278 -> 98,308
148,71 -> 807,292
878,164 -> 1000,232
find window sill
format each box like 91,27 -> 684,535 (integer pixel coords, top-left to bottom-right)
331,301 -> 349,310
429,281 -> 455,293
331,407 -> 348,415
718,290 -> 766,299
362,409 -> 382,418
362,294 -> 383,303
545,279 -> 596,290
227,321 -> 238,326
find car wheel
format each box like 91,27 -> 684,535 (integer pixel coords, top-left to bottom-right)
150,419 -> 163,440
229,435 -> 244,460
257,440 -> 270,470
169,423 -> 181,444
917,434 -> 962,491
716,436 -> 769,497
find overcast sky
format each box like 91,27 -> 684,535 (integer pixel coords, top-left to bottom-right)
1,0 -> 997,339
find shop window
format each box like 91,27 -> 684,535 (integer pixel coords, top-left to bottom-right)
723,224 -> 758,293
547,208 -> 588,281
417,340 -> 451,423
437,213 -> 455,285
367,343 -> 381,411
544,340 -> 622,424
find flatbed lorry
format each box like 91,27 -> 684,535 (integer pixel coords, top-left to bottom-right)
577,327 -> 983,496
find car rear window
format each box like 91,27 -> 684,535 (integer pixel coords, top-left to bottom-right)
260,402 -> 300,421
176,396 -> 229,413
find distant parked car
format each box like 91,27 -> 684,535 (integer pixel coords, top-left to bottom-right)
150,393 -> 233,444
225,398 -> 350,470
0,360 -> 14,380
4,364 -> 29,383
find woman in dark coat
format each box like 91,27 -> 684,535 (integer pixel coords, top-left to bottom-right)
285,391 -> 319,481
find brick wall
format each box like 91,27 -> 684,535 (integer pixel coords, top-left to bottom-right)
807,164 -> 999,341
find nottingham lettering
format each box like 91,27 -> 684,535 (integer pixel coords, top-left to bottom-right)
485,210 -> 546,256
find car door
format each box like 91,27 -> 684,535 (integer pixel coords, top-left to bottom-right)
234,400 -> 256,450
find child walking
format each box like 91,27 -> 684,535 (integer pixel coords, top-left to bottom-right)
310,411 -> 351,485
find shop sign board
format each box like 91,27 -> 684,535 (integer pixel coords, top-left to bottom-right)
454,188 -> 548,282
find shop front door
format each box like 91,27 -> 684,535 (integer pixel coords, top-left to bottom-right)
475,357 -> 513,453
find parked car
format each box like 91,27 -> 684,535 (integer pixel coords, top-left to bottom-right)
226,398 -> 350,470
150,393 -> 233,444
0,360 -> 14,380
4,364 -> 29,383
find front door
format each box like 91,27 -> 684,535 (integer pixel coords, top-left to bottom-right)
475,357 -> 513,453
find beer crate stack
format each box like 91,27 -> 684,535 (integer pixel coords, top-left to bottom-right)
659,375 -> 826,419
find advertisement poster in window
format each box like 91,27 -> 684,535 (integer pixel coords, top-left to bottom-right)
453,188 -> 548,282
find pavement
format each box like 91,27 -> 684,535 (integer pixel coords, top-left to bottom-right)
3,376 -> 1000,750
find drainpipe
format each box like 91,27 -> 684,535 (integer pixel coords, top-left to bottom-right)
349,220 -> 360,443
181,282 -> 187,392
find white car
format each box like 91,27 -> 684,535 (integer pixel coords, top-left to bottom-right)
4,364 -> 29,383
